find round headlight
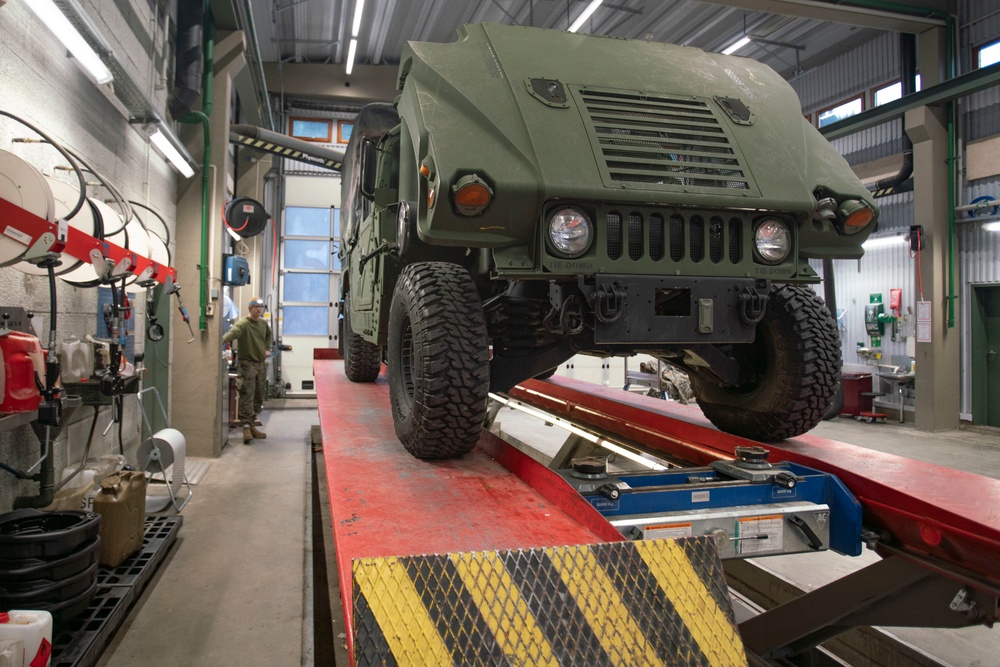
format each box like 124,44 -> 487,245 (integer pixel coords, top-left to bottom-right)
548,207 -> 592,257
754,218 -> 791,264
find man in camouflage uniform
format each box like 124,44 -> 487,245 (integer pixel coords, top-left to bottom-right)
223,298 -> 273,443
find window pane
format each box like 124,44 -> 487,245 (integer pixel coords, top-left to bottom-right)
290,119 -> 331,141
286,207 -> 331,237
980,41 -> 1000,68
874,82 -> 902,106
333,208 -> 340,238
818,98 -> 862,128
333,241 -> 341,271
283,306 -> 330,336
285,240 -> 330,270
284,273 -> 330,303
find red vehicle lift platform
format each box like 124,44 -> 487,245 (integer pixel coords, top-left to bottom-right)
317,360 -> 1000,665
315,361 -> 748,667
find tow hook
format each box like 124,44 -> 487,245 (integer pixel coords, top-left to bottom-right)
594,282 -> 626,324
739,287 -> 767,324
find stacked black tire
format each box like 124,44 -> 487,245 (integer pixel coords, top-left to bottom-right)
0,509 -> 101,623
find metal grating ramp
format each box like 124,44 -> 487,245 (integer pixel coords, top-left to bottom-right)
352,537 -> 747,666
49,516 -> 182,667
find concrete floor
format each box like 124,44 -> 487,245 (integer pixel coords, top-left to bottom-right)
95,383 -> 1000,666
98,405 -> 313,667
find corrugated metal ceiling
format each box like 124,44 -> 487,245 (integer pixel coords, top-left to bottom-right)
244,0 -> 953,102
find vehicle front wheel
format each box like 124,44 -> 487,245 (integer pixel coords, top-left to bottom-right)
343,293 -> 381,382
690,284 -> 841,441
387,262 -> 490,459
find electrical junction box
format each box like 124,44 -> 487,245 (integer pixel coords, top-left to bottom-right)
223,255 -> 250,286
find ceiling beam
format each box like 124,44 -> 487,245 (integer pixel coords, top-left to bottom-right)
820,61 -> 1000,140
263,63 -> 399,105
695,0 -> 946,33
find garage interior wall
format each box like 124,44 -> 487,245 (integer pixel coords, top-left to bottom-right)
791,5 -> 1000,423
0,0 -> 177,509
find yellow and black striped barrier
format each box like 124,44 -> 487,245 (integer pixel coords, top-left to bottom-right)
353,537 -> 746,666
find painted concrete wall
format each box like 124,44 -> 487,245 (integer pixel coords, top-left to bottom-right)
0,0 -> 178,510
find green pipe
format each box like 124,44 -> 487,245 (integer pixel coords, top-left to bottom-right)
843,0 -> 958,327
180,5 -> 214,331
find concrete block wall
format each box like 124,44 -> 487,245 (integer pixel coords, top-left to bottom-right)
0,0 -> 178,511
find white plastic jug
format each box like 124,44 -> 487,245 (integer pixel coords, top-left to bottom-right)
59,336 -> 93,384
0,610 -> 52,667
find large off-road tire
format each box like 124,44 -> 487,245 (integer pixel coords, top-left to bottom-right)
387,262 -> 490,459
343,294 -> 381,382
690,284 -> 841,441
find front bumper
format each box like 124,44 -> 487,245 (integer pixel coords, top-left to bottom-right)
572,275 -> 770,345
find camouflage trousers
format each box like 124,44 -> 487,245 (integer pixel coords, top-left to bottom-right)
236,359 -> 266,425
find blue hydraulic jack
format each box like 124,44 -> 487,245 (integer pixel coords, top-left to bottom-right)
557,445 -> 863,559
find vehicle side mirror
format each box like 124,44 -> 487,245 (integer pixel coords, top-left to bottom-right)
359,139 -> 376,201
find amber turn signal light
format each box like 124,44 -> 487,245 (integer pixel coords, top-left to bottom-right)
451,174 -> 493,216
837,200 -> 875,234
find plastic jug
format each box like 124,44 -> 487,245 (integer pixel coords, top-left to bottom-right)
0,610 -> 52,667
58,337 -> 93,384
93,471 -> 147,567
44,455 -> 127,512
0,331 -> 43,414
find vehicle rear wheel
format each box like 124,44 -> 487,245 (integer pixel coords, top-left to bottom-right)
690,284 -> 841,441
343,293 -> 381,382
387,262 -> 490,459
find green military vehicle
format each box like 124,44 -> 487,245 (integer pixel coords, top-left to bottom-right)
339,23 -> 877,459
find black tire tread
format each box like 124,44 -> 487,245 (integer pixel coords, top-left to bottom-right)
692,284 -> 841,441
343,294 -> 381,383
388,262 -> 490,459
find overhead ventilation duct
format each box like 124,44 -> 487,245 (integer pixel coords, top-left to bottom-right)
168,1 -> 205,120
869,33 -> 916,198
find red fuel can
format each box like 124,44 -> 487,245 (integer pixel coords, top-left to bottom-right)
0,330 -> 43,413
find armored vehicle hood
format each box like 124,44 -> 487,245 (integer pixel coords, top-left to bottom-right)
396,23 -> 876,255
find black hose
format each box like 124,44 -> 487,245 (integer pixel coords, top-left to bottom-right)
62,147 -> 130,235
128,200 -> 171,245
117,397 -> 125,456
0,462 -> 27,478
0,110 -> 87,219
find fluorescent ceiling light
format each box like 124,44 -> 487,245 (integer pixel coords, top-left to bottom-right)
862,234 -> 907,249
984,221 -> 1000,232
346,38 -> 358,76
148,127 -> 195,178
568,0 -> 603,33
722,36 -> 752,56
25,0 -> 113,84
351,0 -> 365,37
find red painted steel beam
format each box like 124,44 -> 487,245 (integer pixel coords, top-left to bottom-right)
509,376 -> 1000,587
0,198 -> 177,285
314,361 -> 622,664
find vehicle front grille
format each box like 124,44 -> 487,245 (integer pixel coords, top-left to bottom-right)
579,88 -> 753,193
606,210 -> 744,265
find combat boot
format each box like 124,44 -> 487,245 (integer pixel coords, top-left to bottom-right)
249,425 -> 267,440
243,426 -> 252,444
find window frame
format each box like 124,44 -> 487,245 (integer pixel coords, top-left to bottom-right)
976,38 -> 1000,69
338,120 -> 354,144
288,116 -> 333,143
816,94 -> 865,129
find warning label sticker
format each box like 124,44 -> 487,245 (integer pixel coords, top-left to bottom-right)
738,514 -> 783,555
643,522 -> 693,540
3,226 -> 32,245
